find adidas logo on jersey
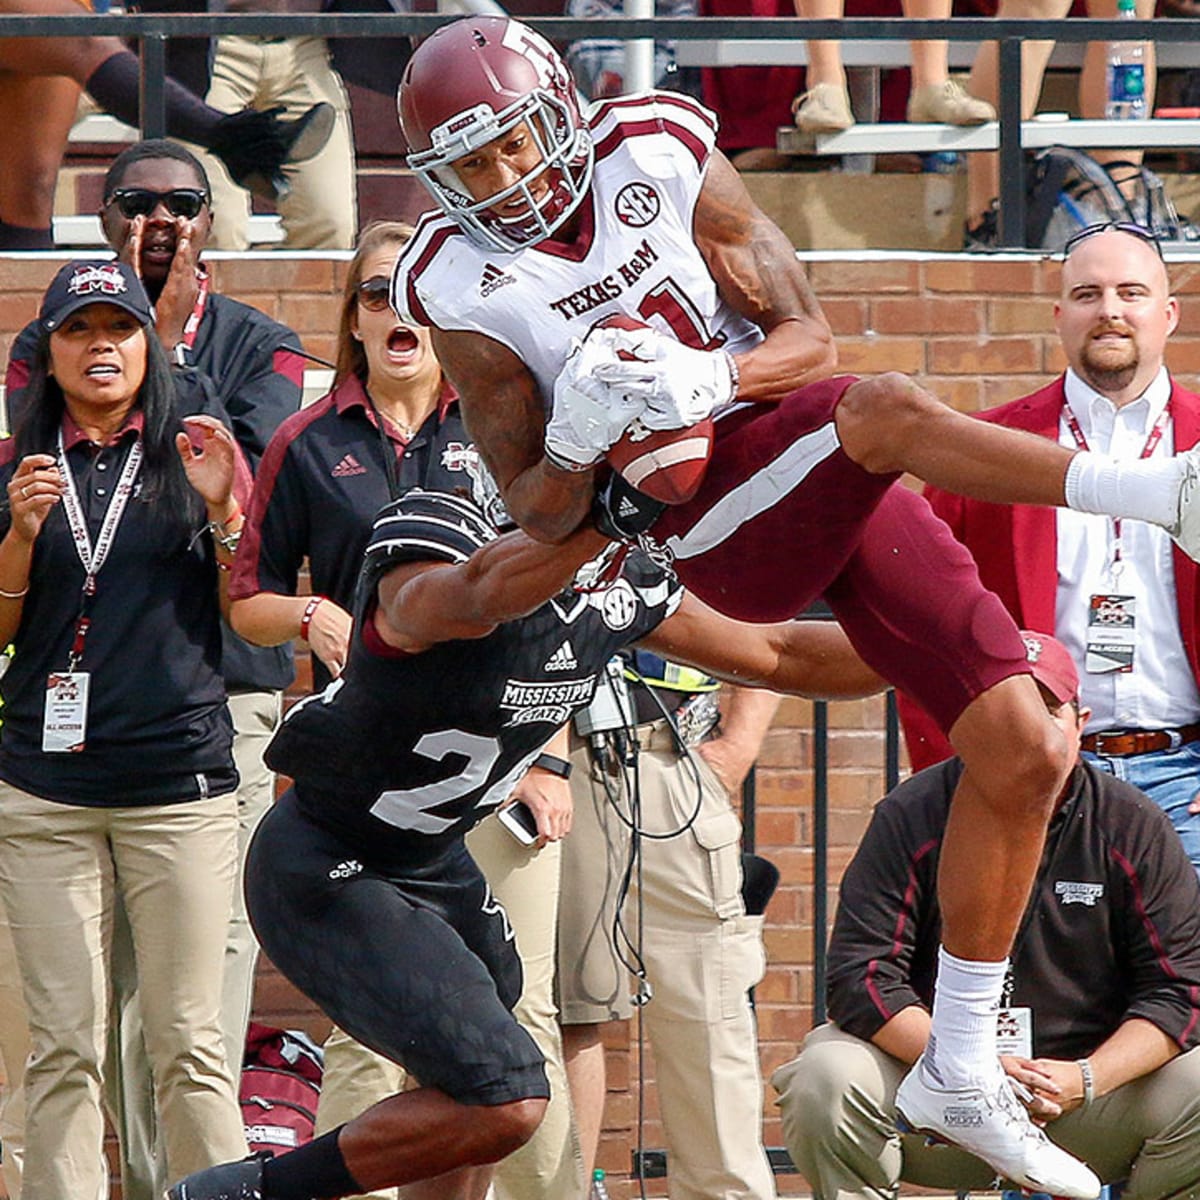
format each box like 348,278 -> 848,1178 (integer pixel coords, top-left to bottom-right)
618,495 -> 639,518
328,859 -> 363,880
480,262 -> 517,297
332,454 -> 368,478
545,640 -> 578,671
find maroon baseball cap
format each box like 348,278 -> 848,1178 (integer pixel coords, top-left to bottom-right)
1019,630 -> 1079,704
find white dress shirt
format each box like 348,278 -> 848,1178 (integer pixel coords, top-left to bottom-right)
1055,367 -> 1200,732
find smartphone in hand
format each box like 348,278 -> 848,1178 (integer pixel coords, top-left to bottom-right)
497,800 -> 539,845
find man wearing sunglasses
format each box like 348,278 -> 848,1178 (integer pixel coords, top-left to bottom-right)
900,222 -> 1200,876
2,138 -> 305,1200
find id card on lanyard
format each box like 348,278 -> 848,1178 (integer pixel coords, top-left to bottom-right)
42,430 -> 143,753
1064,399 -> 1170,675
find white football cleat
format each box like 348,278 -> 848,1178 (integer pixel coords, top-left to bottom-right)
1168,446 -> 1200,562
894,1056 -> 1101,1200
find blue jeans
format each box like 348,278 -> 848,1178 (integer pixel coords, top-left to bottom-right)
1083,742 -> 1200,876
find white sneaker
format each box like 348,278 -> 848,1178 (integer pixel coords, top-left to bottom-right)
894,1057 -> 1101,1199
1168,446 -> 1200,561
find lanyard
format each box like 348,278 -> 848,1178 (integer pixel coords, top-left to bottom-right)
181,272 -> 210,349
1063,397 -> 1171,575
56,429 -> 144,669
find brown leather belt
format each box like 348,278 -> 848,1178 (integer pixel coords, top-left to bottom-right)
1081,723 -> 1200,757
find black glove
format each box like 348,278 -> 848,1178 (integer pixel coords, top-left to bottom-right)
592,473 -> 666,542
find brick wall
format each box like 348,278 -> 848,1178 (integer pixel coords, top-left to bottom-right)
5,250 -> 1198,1198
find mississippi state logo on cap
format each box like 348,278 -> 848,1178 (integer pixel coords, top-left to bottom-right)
67,262 -> 128,298
40,259 -> 153,333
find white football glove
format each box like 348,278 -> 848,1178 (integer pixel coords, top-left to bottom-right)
544,338 -> 647,472
588,325 -> 738,430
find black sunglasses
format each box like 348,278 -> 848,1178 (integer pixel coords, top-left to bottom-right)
106,187 -> 210,221
357,275 -> 392,312
1062,221 -> 1163,260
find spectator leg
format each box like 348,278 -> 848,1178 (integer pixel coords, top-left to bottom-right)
0,71 -> 78,243
0,912 -> 29,1200
315,1028 -> 404,1200
268,37 -> 357,251
0,784 -> 113,1200
904,0 -> 950,89
560,1023 -> 605,1182
117,793 -> 246,1179
774,1025 -> 1007,1197
793,0 -> 847,91
104,902 -> 166,1200
633,745 -> 776,1200
466,817 -> 584,1200
190,35 -> 264,251
222,689 -> 281,1079
964,0 -> 1066,228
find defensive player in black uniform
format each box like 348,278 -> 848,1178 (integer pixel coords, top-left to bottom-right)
167,488 -> 883,1200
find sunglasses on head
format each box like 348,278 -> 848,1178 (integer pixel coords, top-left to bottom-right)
357,276 -> 393,313
1062,221 -> 1164,260
106,187 -> 209,221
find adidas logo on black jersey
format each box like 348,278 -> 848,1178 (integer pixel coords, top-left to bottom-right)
332,454 -> 367,478
328,859 -> 363,879
545,640 -> 578,671
480,262 -> 517,297
618,495 -> 639,518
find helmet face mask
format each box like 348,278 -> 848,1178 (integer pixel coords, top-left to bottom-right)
399,17 -> 594,253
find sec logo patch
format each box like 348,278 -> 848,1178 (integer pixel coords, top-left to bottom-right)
615,182 -> 661,228
599,579 -> 638,630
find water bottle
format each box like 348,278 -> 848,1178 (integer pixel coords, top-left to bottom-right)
1105,0 -> 1147,120
591,1168 -> 612,1200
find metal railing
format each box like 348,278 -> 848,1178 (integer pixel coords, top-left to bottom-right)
2,12 -> 1197,247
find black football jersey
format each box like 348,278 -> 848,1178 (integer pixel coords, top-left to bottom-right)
267,551 -> 682,864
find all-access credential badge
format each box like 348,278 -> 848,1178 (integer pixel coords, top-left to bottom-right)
1086,593 -> 1136,673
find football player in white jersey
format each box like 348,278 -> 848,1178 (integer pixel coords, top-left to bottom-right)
389,20 -> 1200,1199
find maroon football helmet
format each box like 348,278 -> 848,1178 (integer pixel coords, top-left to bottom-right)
398,17 -> 593,253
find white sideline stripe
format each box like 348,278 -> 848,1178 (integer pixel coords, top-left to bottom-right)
666,422 -> 840,560
623,436 -> 711,487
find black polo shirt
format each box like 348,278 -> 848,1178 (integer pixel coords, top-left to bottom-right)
232,374 -> 479,692
6,287 -> 304,694
0,411 -> 236,807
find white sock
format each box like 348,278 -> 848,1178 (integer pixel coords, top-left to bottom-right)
1064,450 -> 1185,528
924,947 -> 1007,1089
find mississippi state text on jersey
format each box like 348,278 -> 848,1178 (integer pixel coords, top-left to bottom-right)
266,551 -> 682,862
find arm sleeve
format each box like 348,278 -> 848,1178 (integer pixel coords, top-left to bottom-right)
3,321 -> 40,432
218,342 -> 305,472
228,421 -> 310,603
1113,792 -> 1200,1049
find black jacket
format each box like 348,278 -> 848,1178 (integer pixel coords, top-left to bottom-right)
828,758 -> 1200,1060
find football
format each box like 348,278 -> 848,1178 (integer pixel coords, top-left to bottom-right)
606,417 -> 714,505
596,314 -> 714,505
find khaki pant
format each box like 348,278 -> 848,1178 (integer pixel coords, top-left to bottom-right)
196,35 -> 356,250
314,812 -> 581,1200
774,1023 -> 1200,1200
222,689 -> 282,1075
559,728 -> 775,1200
0,783 -> 247,1200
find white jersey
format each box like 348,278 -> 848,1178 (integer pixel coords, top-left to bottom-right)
393,90 -> 764,410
